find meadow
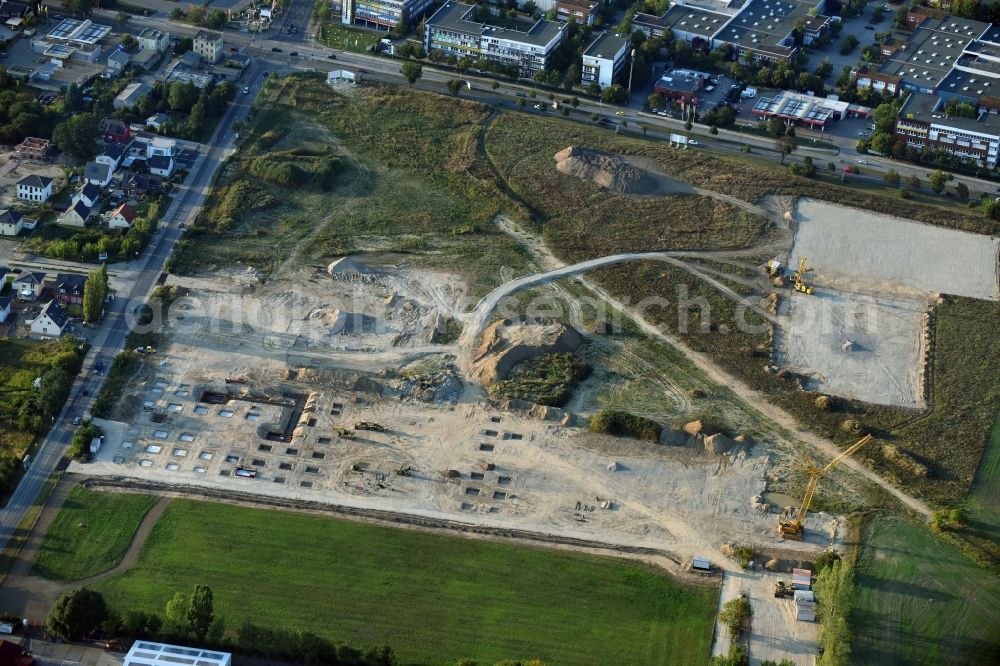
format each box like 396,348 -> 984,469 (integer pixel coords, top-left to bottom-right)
94,499 -> 719,665
32,486 -> 157,581
852,517 -> 1000,665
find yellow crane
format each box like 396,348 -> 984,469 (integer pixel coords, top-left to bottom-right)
778,434 -> 873,540
793,256 -> 814,295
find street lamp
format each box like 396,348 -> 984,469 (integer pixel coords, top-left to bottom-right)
627,48 -> 636,102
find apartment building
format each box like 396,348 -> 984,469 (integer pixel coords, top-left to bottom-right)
581,31 -> 629,89
895,91 -> 1000,167
424,2 -> 566,76
193,30 -> 223,64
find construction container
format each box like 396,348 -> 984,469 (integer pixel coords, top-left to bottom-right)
794,590 -> 815,602
692,556 -> 711,571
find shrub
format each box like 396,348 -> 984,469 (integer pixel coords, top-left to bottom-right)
589,409 -> 661,441
718,595 -> 752,641
489,353 -> 590,406
814,395 -> 832,411
814,550 -> 841,572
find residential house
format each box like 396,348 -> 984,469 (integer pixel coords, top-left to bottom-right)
148,155 -> 174,178
107,202 -> 137,230
123,172 -> 164,198
12,271 -> 45,300
30,300 -> 69,337
0,266 -> 10,286
554,0 -> 598,26
653,70 -> 703,104
52,273 -> 86,306
137,27 -> 170,53
99,118 -> 131,144
15,175 -> 53,203
58,200 -> 92,228
0,296 -> 10,324
146,113 -> 169,130
0,209 -> 23,236
193,30 -> 224,64
147,137 -> 176,158
72,182 -> 102,209
107,48 -> 130,74
96,143 -> 124,170
84,161 -> 113,187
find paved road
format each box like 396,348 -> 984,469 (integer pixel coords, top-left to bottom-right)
0,61 -> 263,554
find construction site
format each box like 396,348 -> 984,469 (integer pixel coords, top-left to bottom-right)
65,98 -> 1000,662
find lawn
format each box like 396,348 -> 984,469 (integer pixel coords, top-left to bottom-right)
852,517 -> 1000,665
32,486 -> 158,582
93,499 -> 719,665
318,23 -> 380,53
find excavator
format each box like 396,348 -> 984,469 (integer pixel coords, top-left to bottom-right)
793,256 -> 815,295
778,434 -> 874,540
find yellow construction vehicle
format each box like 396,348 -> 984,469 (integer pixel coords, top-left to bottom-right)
778,434 -> 873,540
793,256 -> 815,295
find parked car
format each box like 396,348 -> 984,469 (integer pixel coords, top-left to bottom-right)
243,86 -> 249,94
271,47 -> 282,52
289,51 -> 299,57
615,110 -> 625,116
327,53 -> 337,59
72,416 -> 82,425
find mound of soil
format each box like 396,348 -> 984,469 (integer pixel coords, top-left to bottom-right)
471,316 -> 582,385
553,146 -> 693,196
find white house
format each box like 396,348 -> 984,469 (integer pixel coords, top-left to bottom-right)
114,81 -> 152,110
138,28 -> 170,53
0,209 -> 24,236
107,48 -> 130,74
96,144 -> 124,170
30,300 -> 69,337
72,182 -> 102,209
84,161 -> 113,187
146,112 -> 169,130
12,271 -> 46,300
0,296 -> 11,324
123,642 -> 231,666
148,155 -> 174,177
58,201 -> 92,228
107,203 -> 137,230
16,174 -> 54,203
147,137 -> 176,158
193,30 -> 224,64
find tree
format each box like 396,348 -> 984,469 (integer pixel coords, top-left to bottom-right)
883,169 -> 900,186
601,84 -> 627,104
401,62 -> 422,87
121,33 -> 138,51
718,595 -> 752,641
48,588 -> 108,641
646,92 -> 666,110
447,79 -> 461,96
187,98 -> 207,137
168,81 -> 199,112
66,83 -> 85,113
955,181 -> 969,200
907,174 -> 921,190
52,113 -> 98,163
187,585 -> 214,641
65,0 -> 93,17
928,169 -> 947,193
776,133 -> 797,165
166,592 -> 188,631
491,80 -> 500,90
82,265 -> 107,323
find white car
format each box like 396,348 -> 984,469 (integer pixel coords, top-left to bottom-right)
243,86 -> 250,94
688,139 -> 699,145
857,159 -> 869,165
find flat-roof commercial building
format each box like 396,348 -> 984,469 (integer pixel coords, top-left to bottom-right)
716,0 -> 832,63
30,17 -> 110,63
877,16 -> 991,94
895,91 -> 1000,167
581,30 -> 629,89
653,70 -> 704,104
751,90 -> 870,128
123,642 -> 231,666
634,5 -> 729,47
424,2 -> 566,76
342,0 -> 435,30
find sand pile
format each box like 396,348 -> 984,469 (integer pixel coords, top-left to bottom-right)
554,146 -> 666,195
471,316 -> 582,385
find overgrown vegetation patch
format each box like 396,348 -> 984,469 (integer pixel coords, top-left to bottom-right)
488,352 -> 591,406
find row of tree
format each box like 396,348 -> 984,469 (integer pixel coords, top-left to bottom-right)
83,264 -> 109,323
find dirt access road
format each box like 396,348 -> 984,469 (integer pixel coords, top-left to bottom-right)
477,216 -> 932,521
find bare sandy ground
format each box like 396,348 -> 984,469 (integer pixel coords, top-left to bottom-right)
790,199 -> 999,300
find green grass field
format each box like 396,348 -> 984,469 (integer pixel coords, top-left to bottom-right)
852,517 -> 1000,665
32,487 -> 158,581
93,499 -> 719,665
